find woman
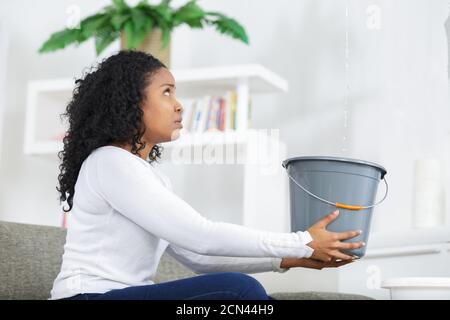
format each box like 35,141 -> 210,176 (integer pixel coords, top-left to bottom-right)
51,51 -> 364,300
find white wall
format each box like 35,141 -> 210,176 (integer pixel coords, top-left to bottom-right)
0,21 -> 7,168
0,0 -> 449,295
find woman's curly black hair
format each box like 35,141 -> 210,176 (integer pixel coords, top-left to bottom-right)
57,50 -> 166,213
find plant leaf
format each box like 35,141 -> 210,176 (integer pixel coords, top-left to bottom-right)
161,27 -> 171,49
123,19 -> 152,49
123,20 -> 137,49
206,12 -> 249,44
131,7 -> 149,31
38,28 -> 84,53
80,13 -> 110,39
112,0 -> 128,12
173,0 -> 204,27
152,1 -> 173,28
94,26 -> 119,55
111,12 -> 131,31
132,9 -> 154,48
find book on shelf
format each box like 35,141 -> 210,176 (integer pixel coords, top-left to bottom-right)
179,90 -> 251,134
197,95 -> 210,133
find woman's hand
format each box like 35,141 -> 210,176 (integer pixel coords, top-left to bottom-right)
306,210 -> 365,262
280,257 -> 355,270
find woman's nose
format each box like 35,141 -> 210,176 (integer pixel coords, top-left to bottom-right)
175,100 -> 183,113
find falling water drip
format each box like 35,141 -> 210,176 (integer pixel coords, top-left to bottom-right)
341,0 -> 351,154
446,0 -> 450,80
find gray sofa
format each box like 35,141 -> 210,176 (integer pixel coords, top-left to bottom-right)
0,220 -> 372,300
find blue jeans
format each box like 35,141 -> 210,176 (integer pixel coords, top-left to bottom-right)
61,272 -> 275,300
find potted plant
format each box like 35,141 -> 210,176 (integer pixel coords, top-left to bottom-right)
38,0 -> 249,68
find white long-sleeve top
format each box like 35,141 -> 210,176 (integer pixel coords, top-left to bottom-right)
50,145 -> 314,300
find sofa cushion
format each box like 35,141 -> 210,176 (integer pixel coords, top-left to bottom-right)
0,220 -> 66,299
154,252 -> 196,283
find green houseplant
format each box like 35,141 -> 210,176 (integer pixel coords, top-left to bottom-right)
39,0 -> 249,67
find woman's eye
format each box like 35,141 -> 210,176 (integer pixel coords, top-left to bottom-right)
163,89 -> 170,96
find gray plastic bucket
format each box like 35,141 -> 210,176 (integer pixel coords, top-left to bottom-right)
282,156 -> 388,258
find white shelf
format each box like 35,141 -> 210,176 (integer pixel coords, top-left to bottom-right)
170,64 -> 289,97
25,140 -> 63,155
365,244 -> 445,259
161,128 -> 281,149
24,63 -> 288,155
364,226 -> 450,259
368,226 -> 450,248
24,79 -> 73,155
24,130 -> 257,156
163,130 -> 250,148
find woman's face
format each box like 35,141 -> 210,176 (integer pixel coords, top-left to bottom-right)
141,67 -> 183,144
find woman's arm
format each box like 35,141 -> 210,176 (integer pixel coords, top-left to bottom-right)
165,243 -> 289,274
279,257 -> 355,270
90,149 -> 314,259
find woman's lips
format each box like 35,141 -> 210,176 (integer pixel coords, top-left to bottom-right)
174,120 -> 183,128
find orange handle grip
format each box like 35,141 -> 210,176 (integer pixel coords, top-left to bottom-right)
335,203 -> 364,211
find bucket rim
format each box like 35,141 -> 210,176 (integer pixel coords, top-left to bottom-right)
282,156 -> 387,179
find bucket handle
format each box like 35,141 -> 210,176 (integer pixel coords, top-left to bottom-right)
285,168 -> 388,211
